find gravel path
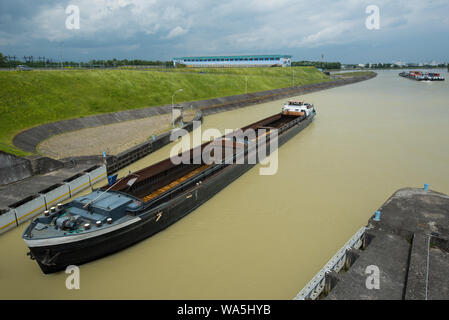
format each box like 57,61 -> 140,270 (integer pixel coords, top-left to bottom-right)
38,110 -> 196,159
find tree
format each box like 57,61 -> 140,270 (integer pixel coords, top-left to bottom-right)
291,60 -> 341,70
0,53 -> 8,67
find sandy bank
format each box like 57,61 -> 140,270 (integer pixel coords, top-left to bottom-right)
38,110 -> 196,159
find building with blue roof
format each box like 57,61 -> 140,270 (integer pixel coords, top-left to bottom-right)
172,54 -> 292,67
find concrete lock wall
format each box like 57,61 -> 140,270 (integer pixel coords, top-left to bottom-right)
28,156 -> 64,175
39,183 -> 71,210
85,165 -> 107,186
0,164 -> 107,235
0,209 -> 18,235
64,173 -> 91,197
10,195 -> 47,226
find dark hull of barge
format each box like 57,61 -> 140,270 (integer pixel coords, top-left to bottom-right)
28,111 -> 315,274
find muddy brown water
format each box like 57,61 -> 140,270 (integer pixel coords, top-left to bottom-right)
1,70 -> 448,299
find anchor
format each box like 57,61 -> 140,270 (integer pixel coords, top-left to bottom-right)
40,249 -> 61,266
26,251 -> 35,260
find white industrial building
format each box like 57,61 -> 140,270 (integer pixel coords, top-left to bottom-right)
172,55 -> 292,67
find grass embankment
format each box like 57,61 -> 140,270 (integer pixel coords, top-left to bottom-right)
0,67 -> 329,156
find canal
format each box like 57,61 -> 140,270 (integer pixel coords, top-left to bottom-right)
1,69 -> 448,299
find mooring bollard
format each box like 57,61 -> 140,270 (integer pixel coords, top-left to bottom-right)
374,211 -> 381,221
324,271 -> 332,296
424,183 -> 429,191
344,251 -> 352,270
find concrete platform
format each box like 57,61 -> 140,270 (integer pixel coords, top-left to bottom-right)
325,188 -> 449,300
0,163 -> 95,208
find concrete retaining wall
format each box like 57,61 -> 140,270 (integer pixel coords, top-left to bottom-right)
10,194 -> 47,225
64,173 -> 91,197
0,152 -> 73,186
199,74 -> 376,116
0,209 -> 18,234
38,183 -> 71,210
0,164 -> 107,235
27,155 -> 65,175
0,151 -> 33,185
85,165 -> 108,186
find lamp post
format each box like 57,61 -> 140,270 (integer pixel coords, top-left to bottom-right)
172,88 -> 183,128
245,76 -> 248,94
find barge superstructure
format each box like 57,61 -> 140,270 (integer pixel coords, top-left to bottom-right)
23,105 -> 316,273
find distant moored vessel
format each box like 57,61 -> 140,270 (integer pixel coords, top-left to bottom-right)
399,71 -> 444,81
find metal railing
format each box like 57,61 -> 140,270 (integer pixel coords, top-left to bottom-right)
293,226 -> 366,300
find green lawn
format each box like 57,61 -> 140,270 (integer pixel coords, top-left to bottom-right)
0,67 -> 329,156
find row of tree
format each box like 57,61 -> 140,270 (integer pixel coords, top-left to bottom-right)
291,60 -> 342,70
353,63 -> 448,69
0,53 -> 8,67
87,59 -> 172,67
5,53 -> 445,70
2,53 -> 343,69
0,53 -> 173,68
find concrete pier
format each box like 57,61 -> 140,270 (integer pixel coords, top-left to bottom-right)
325,188 -> 449,300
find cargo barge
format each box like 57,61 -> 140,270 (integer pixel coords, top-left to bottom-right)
23,104 -> 316,274
399,71 -> 445,81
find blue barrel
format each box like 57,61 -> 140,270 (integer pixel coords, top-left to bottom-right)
374,211 -> 381,221
424,183 -> 429,191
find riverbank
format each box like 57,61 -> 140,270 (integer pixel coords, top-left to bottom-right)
37,109 -> 197,159
13,72 -> 376,157
332,71 -> 375,78
0,66 -> 329,156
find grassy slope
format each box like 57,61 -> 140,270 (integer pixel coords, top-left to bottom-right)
0,67 -> 329,155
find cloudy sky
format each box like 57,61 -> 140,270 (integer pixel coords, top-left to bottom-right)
0,0 -> 448,63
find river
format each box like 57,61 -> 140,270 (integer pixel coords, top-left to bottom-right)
1,69 -> 448,299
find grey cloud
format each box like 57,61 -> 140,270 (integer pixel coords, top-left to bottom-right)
0,0 -> 448,63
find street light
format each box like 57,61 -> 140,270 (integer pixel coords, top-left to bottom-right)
172,88 -> 183,128
245,76 -> 248,94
